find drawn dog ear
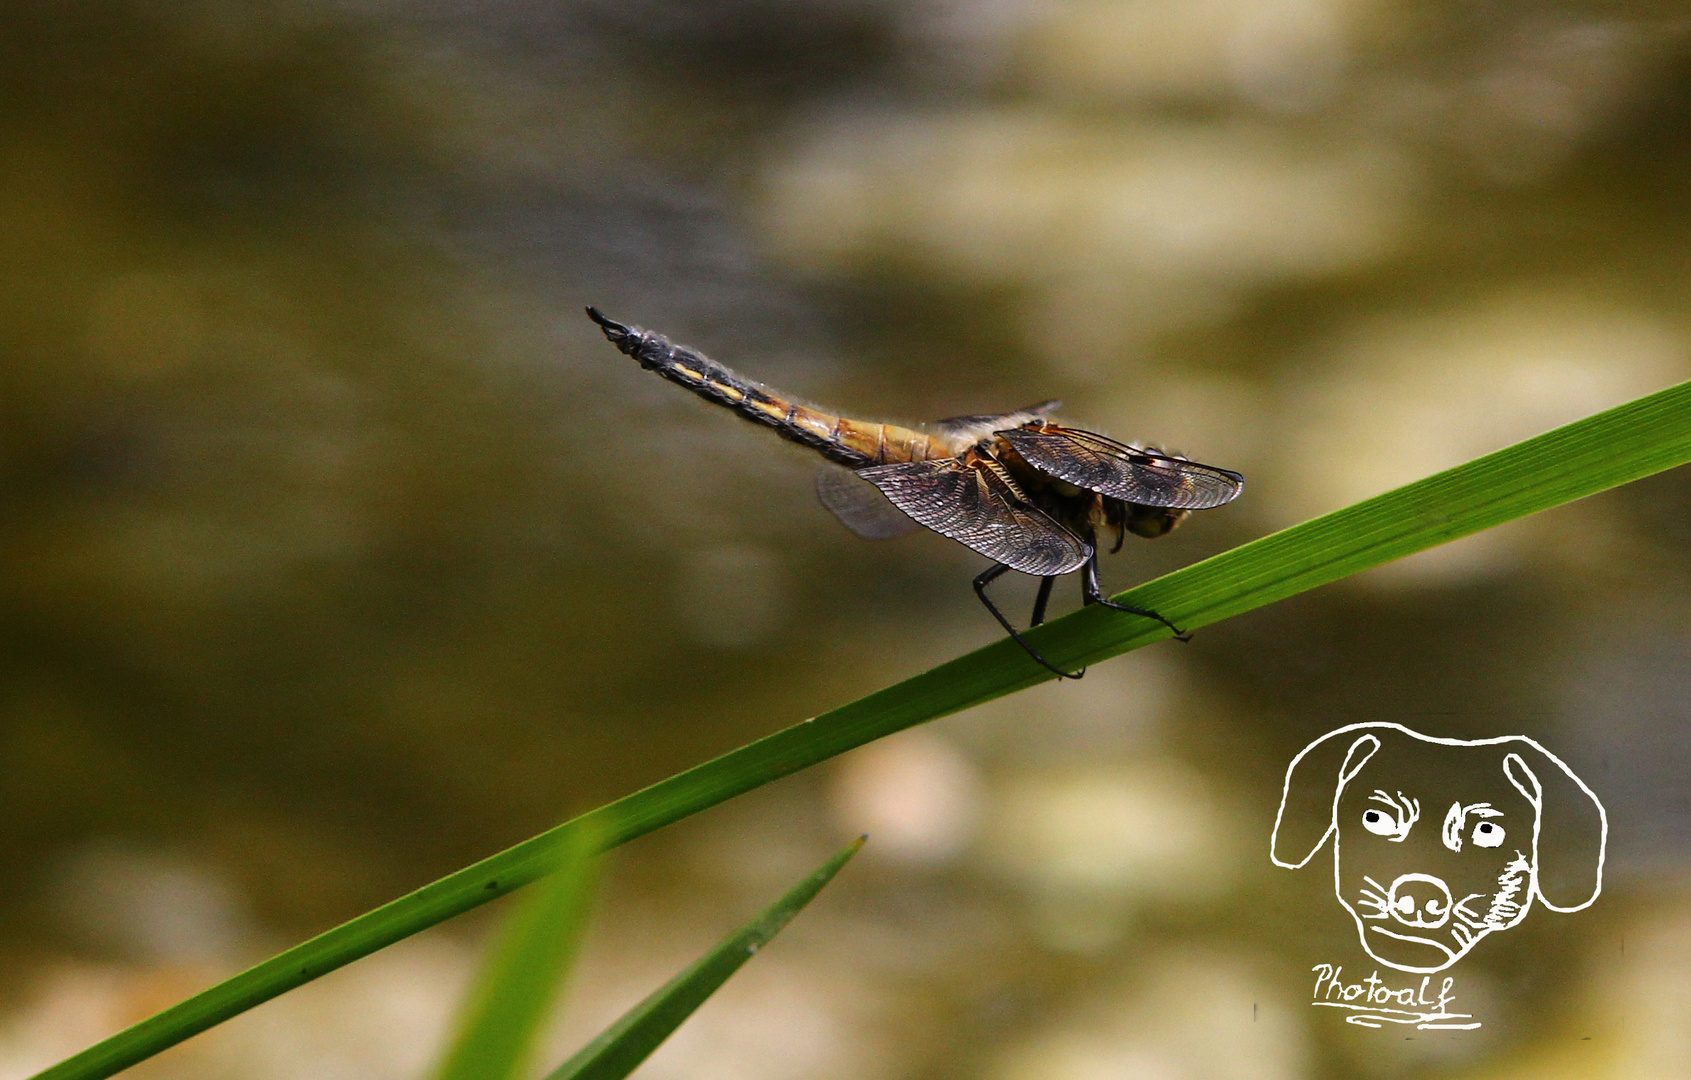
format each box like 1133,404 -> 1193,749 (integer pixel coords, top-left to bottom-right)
1503,742 -> 1608,912
1271,727 -> 1383,869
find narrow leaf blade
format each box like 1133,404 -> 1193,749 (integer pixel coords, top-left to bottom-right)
432,825 -> 600,1080
544,836 -> 864,1080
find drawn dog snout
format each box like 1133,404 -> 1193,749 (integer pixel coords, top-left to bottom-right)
1385,874 -> 1452,929
1271,723 -> 1607,974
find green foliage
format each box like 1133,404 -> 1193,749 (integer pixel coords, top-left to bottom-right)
31,379 -> 1691,1080
422,833 -> 856,1080
432,825 -> 600,1080
543,837 -> 864,1080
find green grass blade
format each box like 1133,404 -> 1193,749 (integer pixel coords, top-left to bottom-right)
543,836 -> 864,1080
31,379 -> 1691,1080
431,824 -> 600,1080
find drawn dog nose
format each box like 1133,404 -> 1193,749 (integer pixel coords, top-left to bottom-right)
1386,873 -> 1453,929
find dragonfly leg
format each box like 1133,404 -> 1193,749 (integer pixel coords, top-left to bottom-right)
973,564 -> 1085,680
1082,554 -> 1191,642
1030,575 -> 1058,627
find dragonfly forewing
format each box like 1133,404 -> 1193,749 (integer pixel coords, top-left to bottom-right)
999,427 -> 1244,510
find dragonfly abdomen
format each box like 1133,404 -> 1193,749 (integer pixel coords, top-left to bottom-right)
589,308 -> 941,468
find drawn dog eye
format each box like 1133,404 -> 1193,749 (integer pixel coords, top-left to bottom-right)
1471,821 -> 1505,848
1362,809 -> 1398,836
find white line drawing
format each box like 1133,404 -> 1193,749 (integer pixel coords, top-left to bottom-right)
1309,964 -> 1479,1030
1271,723 -> 1607,976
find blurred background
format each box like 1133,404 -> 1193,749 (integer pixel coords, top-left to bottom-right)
2,0 -> 1690,1077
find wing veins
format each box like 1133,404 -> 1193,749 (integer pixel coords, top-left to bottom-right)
999,426 -> 1243,509
855,457 -> 1090,576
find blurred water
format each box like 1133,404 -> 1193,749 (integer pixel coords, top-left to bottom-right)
2,1 -> 1691,1077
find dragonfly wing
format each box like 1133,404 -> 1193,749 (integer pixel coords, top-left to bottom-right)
1000,427 -> 1244,510
815,465 -> 923,539
856,459 -> 1091,576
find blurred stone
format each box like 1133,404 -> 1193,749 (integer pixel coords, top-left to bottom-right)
1024,0 -> 1255,103
47,841 -> 254,965
989,949 -> 1307,1080
1276,291 -> 1687,585
953,652 -> 1176,764
1021,0 -> 1355,110
200,935 -> 468,1080
627,955 -> 888,1080
548,892 -> 913,1080
0,963 -> 218,1080
1225,0 -> 1351,114
829,728 -> 982,864
762,114 -> 1409,290
0,934 -> 470,1080
1022,274 -> 1242,378
986,758 -> 1235,949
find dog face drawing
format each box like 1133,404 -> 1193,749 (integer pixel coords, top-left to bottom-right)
1271,723 -> 1607,974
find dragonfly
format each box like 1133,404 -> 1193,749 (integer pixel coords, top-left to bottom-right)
588,308 -> 1243,678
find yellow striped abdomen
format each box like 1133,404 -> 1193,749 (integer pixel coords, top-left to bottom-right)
589,308 -> 946,468
830,416 -> 942,464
